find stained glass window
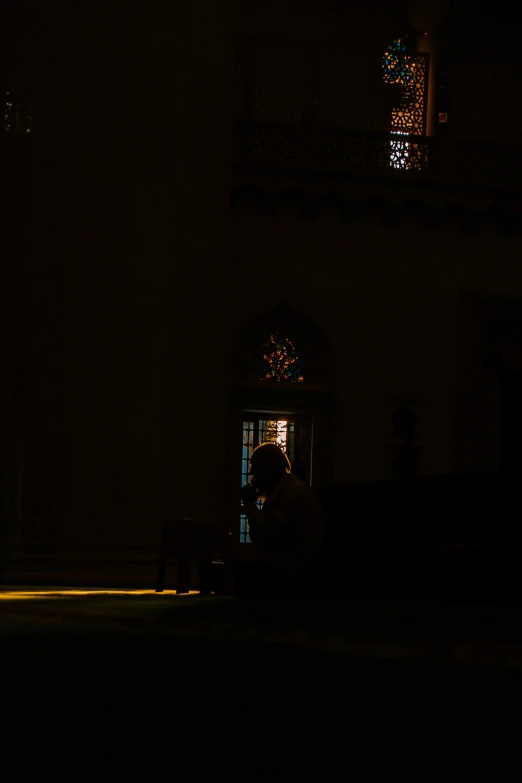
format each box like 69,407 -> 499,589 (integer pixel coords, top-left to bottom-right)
382,39 -> 417,87
381,37 -> 428,170
258,333 -> 304,383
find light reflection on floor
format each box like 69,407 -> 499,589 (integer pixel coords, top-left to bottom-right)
0,588 -> 201,600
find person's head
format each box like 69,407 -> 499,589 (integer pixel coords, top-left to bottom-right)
249,442 -> 291,494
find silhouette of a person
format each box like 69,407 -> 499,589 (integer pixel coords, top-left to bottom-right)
238,442 -> 325,594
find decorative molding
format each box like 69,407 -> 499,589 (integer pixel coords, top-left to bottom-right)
231,186 -> 522,235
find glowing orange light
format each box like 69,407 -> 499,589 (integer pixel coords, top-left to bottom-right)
0,589 -> 200,600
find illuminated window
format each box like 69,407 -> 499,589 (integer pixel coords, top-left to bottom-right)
240,417 -> 295,543
382,38 -> 428,170
258,333 -> 304,383
390,130 -> 410,169
382,39 -> 416,87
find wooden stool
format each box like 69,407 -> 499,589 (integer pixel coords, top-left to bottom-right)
156,518 -> 236,594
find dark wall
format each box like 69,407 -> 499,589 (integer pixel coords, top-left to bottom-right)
2,2 -> 236,552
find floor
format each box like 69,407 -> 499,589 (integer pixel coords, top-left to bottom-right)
3,586 -> 522,662
2,587 -> 522,774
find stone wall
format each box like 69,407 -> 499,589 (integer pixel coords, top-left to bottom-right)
225,201 -> 522,482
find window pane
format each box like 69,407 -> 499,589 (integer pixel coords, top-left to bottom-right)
240,514 -> 251,543
243,422 -> 255,444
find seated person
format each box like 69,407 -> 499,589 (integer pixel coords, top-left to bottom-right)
237,442 -> 325,595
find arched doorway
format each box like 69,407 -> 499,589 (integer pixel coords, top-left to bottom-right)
225,302 -> 336,543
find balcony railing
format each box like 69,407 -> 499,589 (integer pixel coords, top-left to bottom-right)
233,120 -> 436,178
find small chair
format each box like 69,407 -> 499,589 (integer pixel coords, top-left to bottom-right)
156,518 -> 236,594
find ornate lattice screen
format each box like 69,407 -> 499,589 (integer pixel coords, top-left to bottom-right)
382,38 -> 429,170
258,333 -> 304,383
382,39 -> 429,135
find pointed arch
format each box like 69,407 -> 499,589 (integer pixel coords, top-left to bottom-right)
227,281 -> 343,387
229,277 -> 347,344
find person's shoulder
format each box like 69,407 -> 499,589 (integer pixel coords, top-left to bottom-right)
292,476 -> 321,500
280,474 -> 321,506
287,473 -> 310,494
291,474 -> 314,491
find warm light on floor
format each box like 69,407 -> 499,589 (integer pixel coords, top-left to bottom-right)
0,588 -> 201,600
